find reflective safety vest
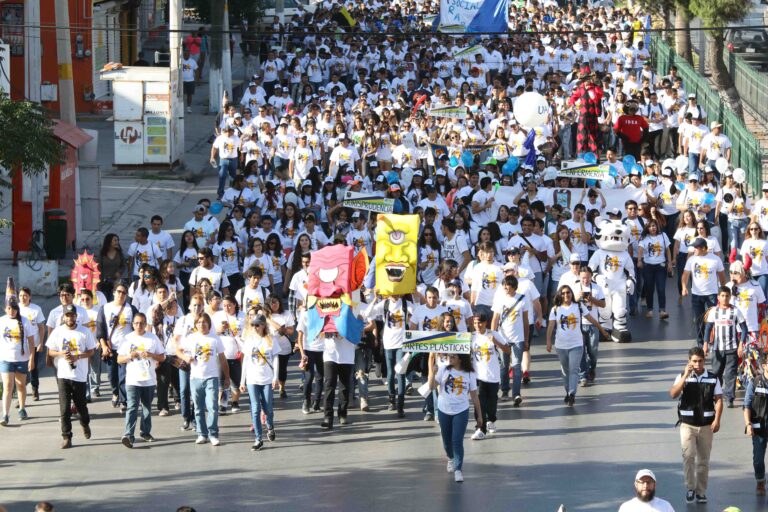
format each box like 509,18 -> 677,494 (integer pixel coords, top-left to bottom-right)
677,371 -> 717,426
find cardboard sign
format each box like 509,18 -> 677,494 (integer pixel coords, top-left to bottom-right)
403,331 -> 471,354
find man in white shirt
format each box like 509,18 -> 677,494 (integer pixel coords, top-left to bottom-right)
681,238 -> 726,346
184,204 -> 218,249
618,469 -> 675,512
240,81 -> 267,110
181,49 -> 198,113
441,218 -> 471,275
210,125 -> 241,199
148,215 -> 175,262
189,248 -> 230,295
127,227 -> 163,281
699,121 -> 731,174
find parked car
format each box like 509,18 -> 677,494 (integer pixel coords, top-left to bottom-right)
725,27 -> 768,70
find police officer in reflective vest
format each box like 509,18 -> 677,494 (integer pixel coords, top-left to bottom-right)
669,346 -> 723,505
743,354 -> 768,496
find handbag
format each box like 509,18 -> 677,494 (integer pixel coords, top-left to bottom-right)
166,354 -> 190,371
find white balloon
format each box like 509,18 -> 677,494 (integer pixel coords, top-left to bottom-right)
513,92 -> 549,127
715,157 -> 729,173
674,155 -> 689,173
733,168 -> 746,184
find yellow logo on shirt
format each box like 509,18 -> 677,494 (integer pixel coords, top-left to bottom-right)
194,342 -> 212,362
481,272 -> 497,289
559,313 -> 577,330
2,325 -> 21,343
694,263 -> 711,280
445,374 -> 465,396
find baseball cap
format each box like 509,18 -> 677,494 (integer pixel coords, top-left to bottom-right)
301,179 -> 312,188
424,179 -> 435,188
375,175 -> 386,183
447,279 -> 462,288
389,183 -> 402,192
607,207 -> 622,217
194,204 -> 206,213
351,211 -> 362,219
692,238 -> 708,249
569,253 -> 581,263
635,469 -> 656,482
63,304 -> 77,316
436,168 -> 447,177
413,169 -> 424,177
645,175 -> 657,182
730,260 -> 745,274
688,172 -> 700,182
762,182 -> 768,192
688,93 -> 696,99
283,86 -> 290,92
711,121 -> 723,129
248,81 -> 256,87
285,179 -> 296,188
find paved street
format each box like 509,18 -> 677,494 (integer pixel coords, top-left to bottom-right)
1,286 -> 767,512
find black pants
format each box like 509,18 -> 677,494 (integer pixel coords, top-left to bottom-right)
58,379 -> 90,438
303,350 -> 324,403
713,349 -> 739,403
648,130 -> 663,159
277,353 -> 291,383
227,273 -> 244,296
476,380 -> 499,433
156,360 -> 174,411
323,361 -> 353,420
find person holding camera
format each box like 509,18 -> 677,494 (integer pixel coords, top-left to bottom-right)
573,266 -> 605,387
637,219 -> 673,320
669,346 -> 723,504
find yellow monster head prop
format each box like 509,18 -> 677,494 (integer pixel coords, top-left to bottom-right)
376,214 -> 419,296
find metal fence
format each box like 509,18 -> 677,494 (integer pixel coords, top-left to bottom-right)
651,35 -> 766,193
724,47 -> 768,125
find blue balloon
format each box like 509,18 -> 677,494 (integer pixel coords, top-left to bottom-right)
583,152 -> 597,164
703,192 -> 716,205
449,156 -> 459,167
608,165 -> 618,178
387,171 -> 399,184
577,153 -> 585,160
623,155 -> 636,168
461,151 -> 474,167
504,156 -> 519,173
210,202 -> 223,214
586,179 -> 597,187
632,164 -> 644,175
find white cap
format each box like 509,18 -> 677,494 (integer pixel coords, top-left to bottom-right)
569,253 -> 581,263
635,469 -> 656,482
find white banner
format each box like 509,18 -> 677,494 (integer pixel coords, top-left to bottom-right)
491,185 -> 645,219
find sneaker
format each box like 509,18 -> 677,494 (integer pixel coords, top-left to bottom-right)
447,460 -> 455,473
360,398 -> 370,412
405,384 -> 414,396
522,371 -> 530,385
33,388 -> 40,401
588,370 -> 596,382
685,490 -> 695,503
579,378 -> 588,387
231,401 -> 240,413
210,436 -> 220,447
174,402 -> 181,411
267,429 -> 276,441
660,311 -> 669,319
500,391 -> 510,402
454,470 -> 464,483
195,436 -> 208,445
111,395 -> 119,408
186,106 -> 192,113
695,494 -> 707,504
121,436 -> 133,449
61,437 -> 72,449
387,402 -> 397,411
513,395 -> 523,407
644,311 -> 653,318
120,403 -> 127,413
141,434 -> 156,442
320,418 -> 332,430
567,394 -> 575,407
727,400 -> 734,408
18,408 -> 28,420
312,401 -> 322,412
487,421 -> 497,434
93,388 -> 101,397
159,409 -> 169,417
251,440 -> 264,451
339,416 -> 349,425
219,405 -> 227,415
424,412 -> 434,422
82,425 -> 91,439
181,420 -> 192,431
470,429 -> 486,440
302,402 -> 311,414
757,480 -> 766,496
279,389 -> 287,399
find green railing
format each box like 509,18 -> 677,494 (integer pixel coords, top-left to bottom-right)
724,47 -> 768,125
651,35 -> 766,193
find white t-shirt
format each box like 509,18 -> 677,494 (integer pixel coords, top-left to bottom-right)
441,233 -> 470,264
411,304 -> 446,331
436,366 -> 477,415
470,262 -> 502,306
729,279 -> 766,332
684,253 -> 724,296
742,239 -> 768,276
686,236 -> 721,255
99,302 -> 137,350
181,57 -> 198,82
443,298 -> 473,332
471,330 -> 505,383
180,333 -> 226,380
19,303 -> 45,347
241,334 -> 275,386
189,264 -> 230,293
0,315 -> 36,362
46,325 -> 97,382
211,310 -> 244,359
148,230 -> 175,258
563,219 -> 593,261
365,298 -> 411,350
296,311 -> 324,352
549,302 -> 589,350
236,285 -> 269,312
673,227 -> 696,254
323,335 -> 356,365
492,293 -> 529,344
268,311 -> 294,355
119,331 -> 164,387
617,496 -> 676,512
639,234 -> 670,265
127,241 -> 162,275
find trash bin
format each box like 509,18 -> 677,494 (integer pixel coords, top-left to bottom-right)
44,209 -> 67,260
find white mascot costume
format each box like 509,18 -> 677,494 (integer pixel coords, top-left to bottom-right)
588,220 -> 636,343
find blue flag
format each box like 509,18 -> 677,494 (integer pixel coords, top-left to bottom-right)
523,130 -> 537,168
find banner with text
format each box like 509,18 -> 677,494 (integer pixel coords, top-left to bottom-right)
557,163 -> 612,181
343,191 -> 395,214
403,331 -> 471,354
439,0 -> 509,32
428,106 -> 469,119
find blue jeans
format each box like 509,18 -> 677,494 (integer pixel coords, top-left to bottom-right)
247,384 -> 273,442
556,346 -> 583,395
728,218 -> 748,254
579,327 -> 599,380
437,408 -> 469,471
642,263 -> 668,311
504,342 -> 523,397
104,352 -> 126,404
757,274 -> 768,302
217,158 -> 238,198
124,385 -> 154,440
178,368 -> 194,421
753,434 -> 768,480
692,294 -> 717,346
384,348 -> 406,398
629,257 -> 640,313
688,153 -> 700,174
354,347 -> 370,399
191,377 -> 219,438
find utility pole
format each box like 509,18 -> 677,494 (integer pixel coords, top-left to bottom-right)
208,0 -> 223,113
25,0 -> 43,238
170,0 -> 184,162
222,0 -> 232,100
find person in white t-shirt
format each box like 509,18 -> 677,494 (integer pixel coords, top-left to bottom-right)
618,469 -> 675,512
427,351 -> 483,483
213,296 -> 245,413
18,287 -> 45,401
46,305 -> 97,448
239,311 -> 276,451
181,49 -> 198,112
117,313 -> 165,448
0,297 -> 36,424
177,313 -> 231,446
127,227 -> 163,281
469,242 -> 502,317
682,238 -> 726,347
491,275 -> 529,406
148,215 -> 176,262
469,311 -> 509,440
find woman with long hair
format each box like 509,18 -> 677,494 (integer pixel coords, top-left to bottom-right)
723,179 -> 751,261
0,298 -> 36,424
173,230 -> 200,311
213,220 -> 245,294
151,296 -> 180,416
741,222 -> 768,297
97,233 -> 127,301
265,233 -> 287,299
284,233 -> 312,296
276,202 -> 302,251
546,285 -> 605,407
131,266 -> 161,315
266,295 -> 295,398
243,237 -> 275,290
239,309 -> 276,451
672,209 -> 697,302
549,224 -> 575,303
418,225 -> 441,285
637,219 -> 673,320
213,296 -> 245,414
427,351 -> 482,483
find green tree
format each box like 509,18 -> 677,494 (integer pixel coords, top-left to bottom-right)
689,0 -> 751,120
0,93 -> 64,205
